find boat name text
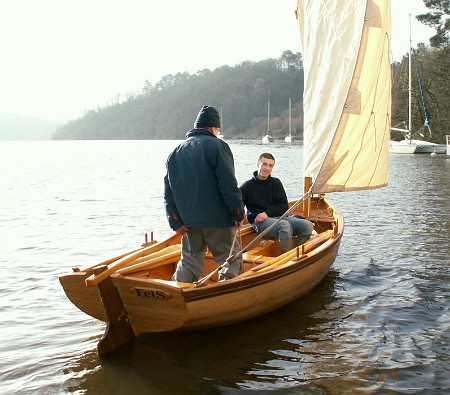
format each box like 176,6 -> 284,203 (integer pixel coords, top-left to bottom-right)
133,287 -> 171,300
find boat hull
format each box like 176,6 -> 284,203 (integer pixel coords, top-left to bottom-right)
389,140 -> 417,154
389,139 -> 446,154
262,134 -> 274,143
412,141 -> 446,154
59,271 -> 106,321
112,236 -> 340,334
59,197 -> 343,352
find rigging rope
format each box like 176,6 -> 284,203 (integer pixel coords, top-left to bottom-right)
412,49 -> 432,138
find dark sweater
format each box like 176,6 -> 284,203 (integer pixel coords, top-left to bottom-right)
239,171 -> 288,224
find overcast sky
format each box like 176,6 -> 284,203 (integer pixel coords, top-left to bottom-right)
0,0 -> 435,122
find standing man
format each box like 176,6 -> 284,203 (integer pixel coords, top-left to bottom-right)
164,105 -> 244,283
240,152 -> 313,253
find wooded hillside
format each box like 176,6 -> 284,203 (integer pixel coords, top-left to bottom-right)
53,51 -> 304,141
53,47 -> 449,143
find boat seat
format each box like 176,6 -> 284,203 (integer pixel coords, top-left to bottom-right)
244,239 -> 276,255
205,238 -> 276,263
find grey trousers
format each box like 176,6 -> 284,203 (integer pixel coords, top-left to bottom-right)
172,226 -> 242,283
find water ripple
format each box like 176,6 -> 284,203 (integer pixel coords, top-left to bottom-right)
1,141 -> 449,394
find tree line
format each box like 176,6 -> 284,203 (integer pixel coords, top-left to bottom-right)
53,51 -> 304,141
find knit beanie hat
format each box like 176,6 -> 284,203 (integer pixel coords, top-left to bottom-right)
194,105 -> 221,128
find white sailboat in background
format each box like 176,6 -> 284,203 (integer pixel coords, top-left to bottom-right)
261,134 -> 274,143
389,15 -> 446,154
262,90 -> 274,143
284,98 -> 294,143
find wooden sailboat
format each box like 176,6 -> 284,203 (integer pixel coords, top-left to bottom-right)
60,0 -> 391,355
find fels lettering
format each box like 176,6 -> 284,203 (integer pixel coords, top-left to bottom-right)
134,288 -> 170,300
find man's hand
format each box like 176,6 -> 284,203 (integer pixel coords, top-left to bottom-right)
234,220 -> 244,228
254,212 -> 268,223
175,225 -> 188,236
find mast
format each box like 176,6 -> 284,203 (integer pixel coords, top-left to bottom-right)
408,14 -> 412,140
267,90 -> 270,134
289,97 -> 292,137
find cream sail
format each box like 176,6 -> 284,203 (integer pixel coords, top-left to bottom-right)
298,0 -> 391,193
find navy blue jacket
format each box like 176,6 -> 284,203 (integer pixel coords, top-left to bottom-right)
164,129 -> 244,230
239,171 -> 288,224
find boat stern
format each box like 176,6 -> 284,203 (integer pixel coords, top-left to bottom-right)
111,276 -> 190,334
59,271 -> 107,321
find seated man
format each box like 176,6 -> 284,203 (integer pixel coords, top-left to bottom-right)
239,152 -> 313,253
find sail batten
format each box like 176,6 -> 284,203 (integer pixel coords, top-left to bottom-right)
298,0 -> 391,194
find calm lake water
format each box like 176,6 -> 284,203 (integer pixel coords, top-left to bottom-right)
1,140 -> 449,394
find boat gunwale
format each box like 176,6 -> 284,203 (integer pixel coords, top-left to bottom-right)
183,232 -> 342,302
111,227 -> 343,303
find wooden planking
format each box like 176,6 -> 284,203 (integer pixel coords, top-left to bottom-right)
112,277 -> 188,333
182,247 -> 338,330
59,272 -> 107,321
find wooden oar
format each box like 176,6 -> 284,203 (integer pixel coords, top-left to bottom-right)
85,244 -> 176,286
83,233 -> 182,285
116,245 -> 181,275
74,233 -> 160,275
74,245 -> 151,276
